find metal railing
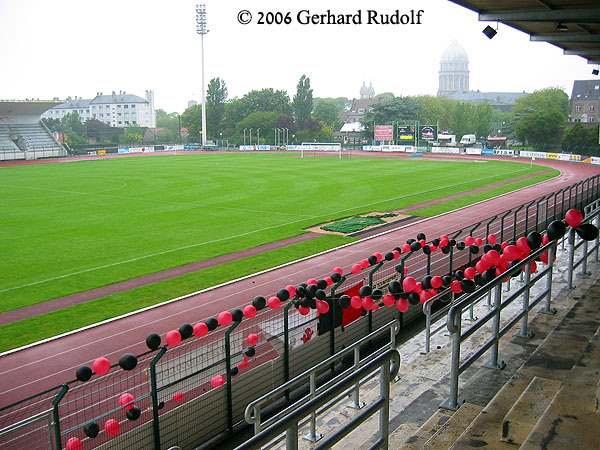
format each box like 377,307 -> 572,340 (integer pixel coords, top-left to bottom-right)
439,201 -> 600,410
235,348 -> 400,450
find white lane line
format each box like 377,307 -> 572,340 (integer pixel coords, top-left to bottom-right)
0,168 -> 534,295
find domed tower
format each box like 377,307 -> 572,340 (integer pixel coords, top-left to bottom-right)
437,41 -> 470,97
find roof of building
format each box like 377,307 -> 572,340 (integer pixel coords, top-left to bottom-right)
571,80 -> 600,101
446,90 -> 527,105
441,41 -> 469,63
340,122 -> 365,133
90,94 -> 148,105
53,98 -> 92,109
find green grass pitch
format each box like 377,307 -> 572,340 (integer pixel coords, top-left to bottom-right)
0,152 -> 555,318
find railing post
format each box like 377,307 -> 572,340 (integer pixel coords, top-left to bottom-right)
283,303 -> 293,385
543,243 -> 557,315
150,346 -> 168,450
518,260 -> 533,338
286,421 -> 299,450
225,321 -> 241,431
595,214 -> 600,262
349,346 -> 366,409
440,311 -> 462,411
303,371 -> 322,442
329,276 -> 345,358
367,262 -> 384,334
484,284 -> 505,370
378,359 -> 391,449
582,239 -> 590,276
51,384 -> 69,450
567,229 -> 576,289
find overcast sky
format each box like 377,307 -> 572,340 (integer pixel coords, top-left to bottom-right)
0,0 -> 595,113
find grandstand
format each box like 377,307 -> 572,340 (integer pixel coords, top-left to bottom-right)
0,101 -> 66,161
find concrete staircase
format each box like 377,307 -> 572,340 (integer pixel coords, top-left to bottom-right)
393,295 -> 600,450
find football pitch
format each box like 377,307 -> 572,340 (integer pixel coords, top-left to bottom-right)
0,152 -> 555,327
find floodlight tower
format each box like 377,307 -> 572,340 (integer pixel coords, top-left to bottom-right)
196,4 -> 208,147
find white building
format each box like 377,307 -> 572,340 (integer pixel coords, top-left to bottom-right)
42,90 -> 156,128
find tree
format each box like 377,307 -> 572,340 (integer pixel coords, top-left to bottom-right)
206,77 -> 228,139
59,112 -> 87,145
513,88 -> 569,149
181,104 -> 202,142
562,124 -> 600,155
155,109 -> 181,143
293,74 -> 313,128
123,125 -> 143,144
237,112 -> 278,144
313,99 -> 341,130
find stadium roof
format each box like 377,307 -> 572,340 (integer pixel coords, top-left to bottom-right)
90,93 -> 147,104
53,98 -> 91,109
0,100 -> 61,118
571,79 -> 600,100
448,0 -> 600,65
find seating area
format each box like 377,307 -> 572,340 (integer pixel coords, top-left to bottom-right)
0,122 -> 65,160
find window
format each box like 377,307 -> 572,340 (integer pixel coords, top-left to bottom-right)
117,113 -> 122,116
576,105 -> 581,112
118,121 -> 122,124
131,104 -> 136,108
589,105 -> 595,112
595,85 -> 599,90
124,105 -> 128,109
117,104 -> 121,108
125,121 -> 129,125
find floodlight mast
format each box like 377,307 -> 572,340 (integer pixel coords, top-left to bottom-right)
196,4 -> 208,147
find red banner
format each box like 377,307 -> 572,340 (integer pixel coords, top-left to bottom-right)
374,125 -> 393,142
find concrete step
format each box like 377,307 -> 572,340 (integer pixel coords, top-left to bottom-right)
449,375 -> 532,450
500,376 -> 561,445
423,403 -> 482,450
520,380 -> 600,450
392,409 -> 453,450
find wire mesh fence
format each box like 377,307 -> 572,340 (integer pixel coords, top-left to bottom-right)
1,174 -> 599,450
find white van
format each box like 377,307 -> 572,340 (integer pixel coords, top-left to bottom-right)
460,134 -> 476,146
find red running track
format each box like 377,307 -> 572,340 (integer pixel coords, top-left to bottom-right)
0,157 -> 598,408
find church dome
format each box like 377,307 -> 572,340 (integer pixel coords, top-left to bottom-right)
440,41 -> 469,63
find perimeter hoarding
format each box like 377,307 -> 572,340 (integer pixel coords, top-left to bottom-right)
374,125 -> 394,142
418,125 -> 438,142
397,126 -> 415,142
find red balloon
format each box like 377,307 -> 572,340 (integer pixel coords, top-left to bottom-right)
540,252 -> 549,264
118,392 -> 135,410
516,237 -> 531,256
210,375 -> 225,388
324,276 -> 333,286
244,333 -> 257,346
565,209 -> 584,228
396,298 -> 409,312
286,284 -> 297,298
475,237 -> 484,246
392,250 -> 401,259
193,322 -> 209,337
487,234 -> 497,244
92,357 -> 111,376
402,276 -> 417,293
414,282 -> 423,294
104,419 -> 120,437
439,238 -> 449,248
503,245 -> 521,261
374,252 -> 383,262
173,391 -> 184,402
166,330 -> 182,347
307,278 -> 317,286
316,300 -> 330,314
464,267 -> 476,280
419,239 -> 426,248
360,259 -> 370,269
465,236 -> 475,246
333,266 -> 344,275
501,241 -> 509,250
419,291 -> 429,304
431,275 -> 443,289
486,250 -> 501,266
351,264 -> 362,274
383,294 -> 395,307
243,305 -> 257,319
450,280 -> 463,294
402,243 -> 412,253
361,297 -> 374,310
440,234 -> 449,240
239,356 -> 249,369
267,296 -> 282,309
298,306 -> 310,315
542,233 -> 550,246
218,311 -> 233,326
475,260 -> 487,274
349,296 -> 361,309
530,261 -> 538,273
66,437 -> 82,450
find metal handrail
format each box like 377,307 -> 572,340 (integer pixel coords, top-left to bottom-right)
244,320 -> 398,433
236,348 -> 400,450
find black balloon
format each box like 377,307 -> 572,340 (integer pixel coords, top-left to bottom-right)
368,255 -> 378,265
443,275 -> 453,286
308,298 -> 317,309
126,406 -> 141,421
410,242 -> 421,252
306,284 -> 318,298
388,280 -> 402,294
457,242 -> 466,250
76,366 -> 92,382
384,252 -> 394,261
300,298 -> 311,308
575,223 -> 599,241
231,309 -> 243,322
450,239 -> 457,246
359,285 -> 372,297
493,244 -> 502,252
407,238 -> 416,245
315,289 -> 326,300
230,366 -> 239,376
422,246 -> 431,255
244,347 -> 256,357
461,279 -> 476,293
442,246 -> 451,254
296,285 -> 307,297
455,270 -> 464,280
158,401 -> 165,410
119,354 -> 138,371
395,264 -> 404,273
339,295 -> 351,308
331,272 -> 342,283
474,274 -> 484,286
393,246 -> 402,252
422,275 -> 432,289
432,238 -> 440,246
470,245 -> 480,254
417,232 -> 426,241
408,293 -> 420,305
371,289 -> 383,300
206,317 -> 218,331
277,289 -> 290,301
483,244 -> 493,253
179,324 -> 193,339
547,220 -> 567,241
84,421 -> 100,438
146,333 -> 161,351
317,279 -> 328,290
252,296 -> 266,310
527,231 -> 543,250
483,268 -> 496,283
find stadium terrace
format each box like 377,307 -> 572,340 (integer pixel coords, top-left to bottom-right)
296,9 -> 424,25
